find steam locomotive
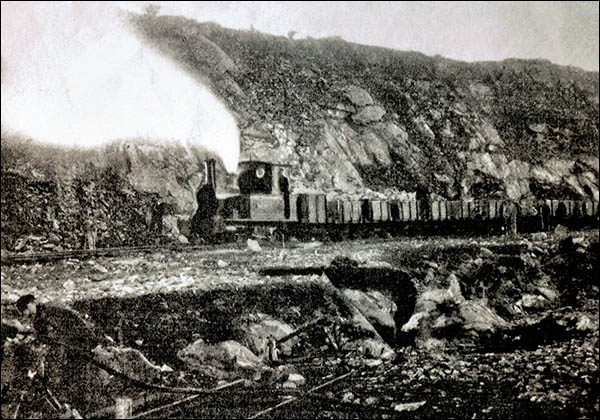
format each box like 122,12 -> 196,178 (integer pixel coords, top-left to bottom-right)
190,159 -> 599,239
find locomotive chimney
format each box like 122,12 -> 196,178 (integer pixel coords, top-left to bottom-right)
206,159 -> 217,190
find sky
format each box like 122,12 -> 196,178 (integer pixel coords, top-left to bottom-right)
1,1 -> 598,172
1,1 -> 240,171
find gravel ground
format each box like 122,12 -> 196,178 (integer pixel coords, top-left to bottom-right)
2,232 -> 598,419
2,234 -> 537,305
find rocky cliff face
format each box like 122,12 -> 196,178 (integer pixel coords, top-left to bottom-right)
0,136 -> 227,250
132,13 -> 599,202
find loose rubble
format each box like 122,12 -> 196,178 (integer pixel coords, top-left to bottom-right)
1,231 -> 598,418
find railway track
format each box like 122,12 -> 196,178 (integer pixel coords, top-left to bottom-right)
1,231 -> 536,266
83,356 -> 370,419
0,242 -> 246,266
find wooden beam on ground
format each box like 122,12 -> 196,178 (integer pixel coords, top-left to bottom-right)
276,315 -> 325,345
247,371 -> 355,419
257,266 -> 325,276
130,379 -> 245,419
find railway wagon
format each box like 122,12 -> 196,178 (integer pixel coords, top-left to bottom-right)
212,161 -> 599,235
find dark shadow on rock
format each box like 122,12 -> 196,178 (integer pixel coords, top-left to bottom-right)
324,256 -> 417,345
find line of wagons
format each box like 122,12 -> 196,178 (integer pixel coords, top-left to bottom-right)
217,161 -> 599,234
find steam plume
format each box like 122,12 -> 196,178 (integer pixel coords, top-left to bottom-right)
1,2 -> 240,172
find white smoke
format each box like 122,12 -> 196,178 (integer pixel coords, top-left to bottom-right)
1,2 -> 240,172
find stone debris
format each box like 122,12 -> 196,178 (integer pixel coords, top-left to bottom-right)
247,239 -> 262,253
554,224 -> 569,234
299,241 -> 323,249
160,364 -> 174,373
287,373 -> 305,385
576,315 -> 596,331
393,400 -> 426,412
479,247 -> 494,258
350,338 -> 395,360
517,293 -> 550,310
92,263 -> 108,273
281,380 -> 297,389
62,280 -> 75,290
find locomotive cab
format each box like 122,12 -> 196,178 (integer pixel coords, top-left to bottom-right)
222,161 -> 293,222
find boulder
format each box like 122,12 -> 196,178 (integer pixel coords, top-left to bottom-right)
324,257 -> 417,342
177,339 -> 264,373
92,346 -> 163,383
233,313 -> 295,358
344,337 -> 395,360
341,289 -> 397,342
319,274 -> 397,359
517,294 -> 549,310
352,105 -> 386,124
459,300 -> 509,331
401,279 -> 509,346
344,85 -> 374,106
402,284 -> 460,338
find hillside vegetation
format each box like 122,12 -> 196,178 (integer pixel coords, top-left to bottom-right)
0,133 -> 225,251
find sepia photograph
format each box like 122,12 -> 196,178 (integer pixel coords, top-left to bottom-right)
1,1 -> 598,418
